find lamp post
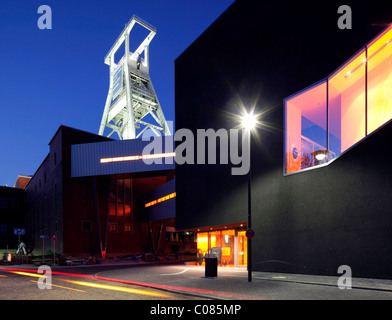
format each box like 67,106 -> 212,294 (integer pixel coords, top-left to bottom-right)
241,111 -> 257,282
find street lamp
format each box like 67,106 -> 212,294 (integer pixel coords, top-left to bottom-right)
240,110 -> 257,282
241,111 -> 257,131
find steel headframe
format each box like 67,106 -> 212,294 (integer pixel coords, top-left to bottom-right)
99,15 -> 171,140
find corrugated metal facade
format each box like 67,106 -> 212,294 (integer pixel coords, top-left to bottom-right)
71,136 -> 175,177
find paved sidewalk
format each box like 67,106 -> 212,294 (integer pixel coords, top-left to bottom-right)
89,263 -> 392,300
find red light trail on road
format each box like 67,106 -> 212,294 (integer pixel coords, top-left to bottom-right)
0,267 -> 268,300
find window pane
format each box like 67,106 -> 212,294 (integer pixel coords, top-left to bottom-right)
117,203 -> 124,217
109,223 -> 117,232
109,188 -> 116,202
367,26 -> 392,134
124,224 -> 133,232
328,50 -> 366,156
109,202 -> 116,216
237,231 -> 247,267
117,179 -> 124,188
0,197 -> 7,210
117,189 -> 124,203
197,232 -> 209,258
125,204 -> 131,217
124,179 -> 131,189
124,189 -> 131,204
110,179 -> 116,187
285,81 -> 327,174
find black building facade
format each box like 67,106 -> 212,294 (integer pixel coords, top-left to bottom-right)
175,0 -> 392,278
0,186 -> 26,249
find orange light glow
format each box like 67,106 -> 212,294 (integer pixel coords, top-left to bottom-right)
145,192 -> 176,208
367,26 -> 392,134
196,230 -> 246,267
237,231 -> 248,266
329,49 -> 366,154
221,247 -> 231,256
197,233 -> 209,255
30,280 -> 86,292
100,152 -> 176,164
10,271 -> 45,278
59,279 -> 170,298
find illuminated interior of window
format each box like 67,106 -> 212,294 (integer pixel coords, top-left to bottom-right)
367,27 -> 392,134
285,24 -> 392,175
110,178 -> 132,217
328,50 -> 366,157
285,81 -> 327,174
237,231 -> 247,267
196,229 -> 246,267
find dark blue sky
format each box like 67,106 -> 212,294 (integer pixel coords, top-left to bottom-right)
0,0 -> 234,186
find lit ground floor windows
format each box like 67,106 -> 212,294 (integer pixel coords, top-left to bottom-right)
196,228 -> 247,267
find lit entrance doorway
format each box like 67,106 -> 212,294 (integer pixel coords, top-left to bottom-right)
196,228 -> 247,267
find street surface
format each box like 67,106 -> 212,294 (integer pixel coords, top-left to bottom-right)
1,263 -> 392,301
0,264 -> 207,300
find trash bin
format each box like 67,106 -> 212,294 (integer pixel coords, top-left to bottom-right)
205,257 -> 218,278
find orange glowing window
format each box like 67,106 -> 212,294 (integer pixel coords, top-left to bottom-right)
145,192 -> 176,208
221,247 -> 231,256
285,81 -> 327,174
328,49 -> 366,156
367,26 -> 392,134
197,233 -> 209,255
285,24 -> 392,175
100,152 -> 175,164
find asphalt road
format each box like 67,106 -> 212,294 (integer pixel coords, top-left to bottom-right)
0,264 -> 210,300
2,263 -> 392,302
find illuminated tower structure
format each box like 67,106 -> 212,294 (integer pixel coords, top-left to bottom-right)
99,15 -> 171,140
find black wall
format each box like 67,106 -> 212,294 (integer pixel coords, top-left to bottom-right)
0,186 -> 26,249
175,0 -> 392,278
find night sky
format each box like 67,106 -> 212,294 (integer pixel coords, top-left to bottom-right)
0,0 -> 234,186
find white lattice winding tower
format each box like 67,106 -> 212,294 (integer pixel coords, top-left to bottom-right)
99,15 -> 171,140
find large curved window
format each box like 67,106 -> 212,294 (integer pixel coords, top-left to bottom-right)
328,50 -> 366,158
285,24 -> 392,175
285,81 -> 327,174
367,27 -> 392,134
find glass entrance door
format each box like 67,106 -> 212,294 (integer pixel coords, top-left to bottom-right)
196,229 -> 247,267
237,231 -> 247,267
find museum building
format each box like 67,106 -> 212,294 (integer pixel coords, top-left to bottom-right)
175,0 -> 392,277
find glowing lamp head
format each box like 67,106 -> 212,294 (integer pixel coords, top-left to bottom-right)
315,153 -> 326,161
241,111 -> 257,130
312,150 -> 328,162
